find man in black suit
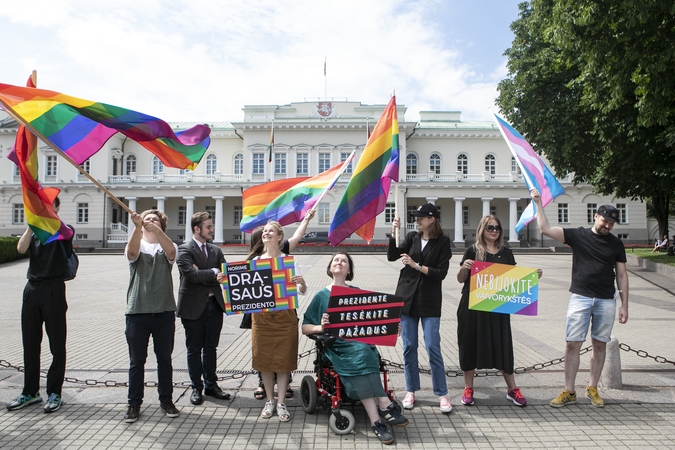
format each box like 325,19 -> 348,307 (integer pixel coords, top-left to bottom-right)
177,212 -> 230,405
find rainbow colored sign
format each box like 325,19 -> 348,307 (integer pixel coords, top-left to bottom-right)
469,261 -> 538,316
221,256 -> 298,314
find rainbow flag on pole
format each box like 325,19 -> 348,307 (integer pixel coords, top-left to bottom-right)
492,112 -> 565,233
0,82 -> 210,169
240,153 -> 354,232
329,96 -> 399,245
10,74 -> 72,243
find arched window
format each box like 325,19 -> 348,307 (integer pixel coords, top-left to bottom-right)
125,155 -> 136,175
484,154 -> 496,175
406,154 -> 418,175
152,156 -> 164,175
234,154 -> 243,175
429,153 -> 441,174
457,153 -> 468,174
205,154 -> 217,175
511,156 -> 522,174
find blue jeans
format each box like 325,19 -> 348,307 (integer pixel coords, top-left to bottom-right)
125,311 -> 175,406
400,314 -> 448,396
181,299 -> 223,390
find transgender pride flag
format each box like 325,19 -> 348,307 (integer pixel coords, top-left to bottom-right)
492,113 -> 565,233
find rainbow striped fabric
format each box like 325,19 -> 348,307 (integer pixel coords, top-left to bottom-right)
329,96 -> 399,245
492,113 -> 565,233
0,83 -> 210,169
239,155 -> 352,232
10,76 -> 73,243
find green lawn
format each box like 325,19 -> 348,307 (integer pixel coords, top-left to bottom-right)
625,247 -> 675,267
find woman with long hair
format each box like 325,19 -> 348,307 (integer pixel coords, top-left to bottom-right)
456,215 -> 541,407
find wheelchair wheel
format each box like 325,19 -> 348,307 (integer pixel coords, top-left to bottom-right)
301,375 -> 318,413
329,409 -> 355,435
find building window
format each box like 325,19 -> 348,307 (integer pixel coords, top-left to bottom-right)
490,206 -> 497,217
296,153 -> 308,175
587,203 -> 597,224
318,202 -> 330,223
484,154 -> 496,175
558,203 -> 569,224
76,234 -> 88,240
178,206 -> 186,226
319,153 -> 331,173
125,155 -> 136,175
233,206 -> 242,225
77,203 -> 89,224
406,154 -> 418,175
463,205 -> 469,226
46,155 -> 58,177
457,153 -> 468,174
511,156 -> 522,174
385,203 -> 395,224
274,153 -> 287,175
234,154 -> 243,175
12,203 -> 25,224
205,205 -> 216,225
152,156 -> 164,175
616,203 -> 627,224
252,153 -> 265,175
429,154 -> 441,174
340,152 -> 353,174
205,154 -> 217,175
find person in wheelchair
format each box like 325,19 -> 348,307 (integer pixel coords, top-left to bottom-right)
302,252 -> 408,445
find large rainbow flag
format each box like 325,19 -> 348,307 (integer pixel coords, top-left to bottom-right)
329,96 -> 399,245
11,75 -> 73,243
0,82 -> 210,169
239,153 -> 354,232
492,113 -> 565,233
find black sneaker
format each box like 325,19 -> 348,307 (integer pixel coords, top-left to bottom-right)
160,402 -> 180,418
378,403 -> 409,427
124,405 -> 140,423
372,420 -> 395,445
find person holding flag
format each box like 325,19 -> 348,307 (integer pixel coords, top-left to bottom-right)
530,189 -> 629,408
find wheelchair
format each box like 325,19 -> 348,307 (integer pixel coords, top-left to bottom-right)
300,333 -> 401,435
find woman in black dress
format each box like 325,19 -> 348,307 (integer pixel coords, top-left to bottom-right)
456,215 -> 541,407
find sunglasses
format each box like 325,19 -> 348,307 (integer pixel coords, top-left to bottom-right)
485,225 -> 502,232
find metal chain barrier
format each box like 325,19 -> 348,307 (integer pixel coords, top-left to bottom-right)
2,342 -> 673,387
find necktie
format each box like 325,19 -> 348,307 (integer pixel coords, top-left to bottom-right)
201,243 -> 208,262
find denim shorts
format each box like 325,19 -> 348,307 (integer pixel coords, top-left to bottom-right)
565,294 -> 616,343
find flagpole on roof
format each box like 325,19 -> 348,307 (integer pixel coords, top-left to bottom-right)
0,96 -> 132,214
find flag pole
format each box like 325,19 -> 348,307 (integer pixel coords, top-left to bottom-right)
0,97 -> 132,214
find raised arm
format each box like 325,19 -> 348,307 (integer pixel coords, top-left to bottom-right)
287,209 -> 315,253
530,188 -> 565,243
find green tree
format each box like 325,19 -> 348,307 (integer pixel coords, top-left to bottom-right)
497,0 -> 675,238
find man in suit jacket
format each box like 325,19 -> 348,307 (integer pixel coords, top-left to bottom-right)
177,212 -> 230,405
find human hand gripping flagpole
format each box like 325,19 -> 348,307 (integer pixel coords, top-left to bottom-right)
0,93 -> 133,214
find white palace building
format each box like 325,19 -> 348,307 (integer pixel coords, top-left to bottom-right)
0,99 -> 648,248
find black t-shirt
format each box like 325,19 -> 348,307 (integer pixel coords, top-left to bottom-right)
563,227 -> 626,299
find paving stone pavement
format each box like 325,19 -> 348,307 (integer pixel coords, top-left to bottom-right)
1,252 -> 674,449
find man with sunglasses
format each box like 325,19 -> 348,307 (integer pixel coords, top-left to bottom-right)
530,189 -> 628,409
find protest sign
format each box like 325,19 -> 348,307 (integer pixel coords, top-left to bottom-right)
221,256 -> 298,315
469,261 -> 538,315
323,285 -> 403,346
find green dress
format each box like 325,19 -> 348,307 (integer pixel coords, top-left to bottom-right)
303,287 -> 387,400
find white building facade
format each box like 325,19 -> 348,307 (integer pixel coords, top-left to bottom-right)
0,100 -> 648,248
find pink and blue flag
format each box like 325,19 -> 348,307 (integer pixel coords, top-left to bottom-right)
492,112 -> 565,233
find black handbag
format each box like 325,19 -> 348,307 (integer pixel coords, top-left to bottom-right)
239,313 -> 252,329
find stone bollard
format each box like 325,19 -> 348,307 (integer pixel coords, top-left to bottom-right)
599,336 -> 623,389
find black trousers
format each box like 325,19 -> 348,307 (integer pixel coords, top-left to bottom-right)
21,279 -> 68,397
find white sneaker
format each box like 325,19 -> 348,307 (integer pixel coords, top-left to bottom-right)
402,392 -> 415,410
439,395 -> 452,413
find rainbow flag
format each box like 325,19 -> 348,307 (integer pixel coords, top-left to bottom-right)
11,75 -> 73,243
0,82 -> 210,169
239,153 -> 353,232
492,113 -> 565,233
329,96 -> 399,245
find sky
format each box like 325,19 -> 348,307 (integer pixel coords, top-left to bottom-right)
1,0 -> 524,123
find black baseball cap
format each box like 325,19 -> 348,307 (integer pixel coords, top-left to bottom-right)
597,205 -> 620,223
412,203 -> 440,218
